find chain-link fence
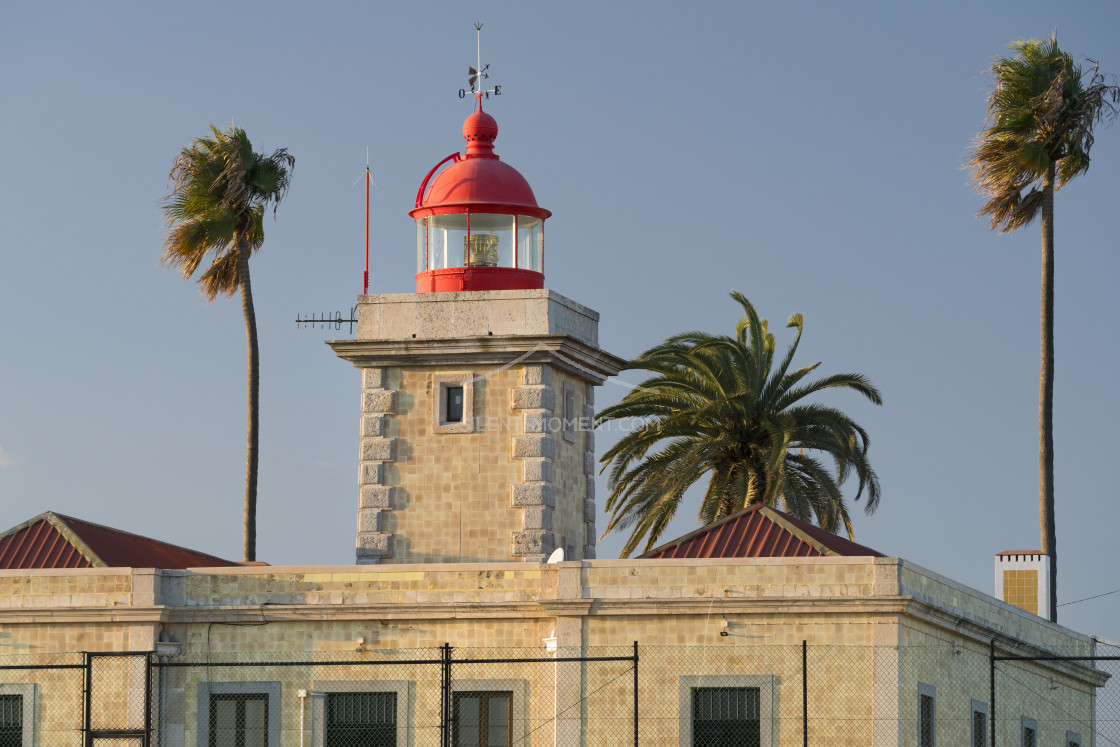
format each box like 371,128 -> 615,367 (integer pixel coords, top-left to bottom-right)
0,652 -> 87,747
5,641 -> 1120,746
992,643 -> 1120,747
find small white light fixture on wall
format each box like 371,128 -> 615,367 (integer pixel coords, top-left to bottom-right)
154,640 -> 181,656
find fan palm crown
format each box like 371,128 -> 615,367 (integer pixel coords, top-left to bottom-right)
969,35 -> 1117,232
161,125 -> 294,562
968,35 -> 1117,622
597,292 -> 882,557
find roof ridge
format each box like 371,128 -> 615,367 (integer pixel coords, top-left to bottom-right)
44,512 -> 106,567
755,505 -> 840,557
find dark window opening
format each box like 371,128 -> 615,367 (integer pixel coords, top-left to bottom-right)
919,693 -> 934,747
446,386 -> 464,423
210,693 -> 268,747
972,709 -> 987,747
326,692 -> 396,747
692,687 -> 760,747
0,695 -> 21,747
453,691 -> 510,747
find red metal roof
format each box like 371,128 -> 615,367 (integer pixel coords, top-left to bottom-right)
640,503 -> 885,560
0,518 -> 92,569
410,103 -> 551,221
0,512 -> 242,569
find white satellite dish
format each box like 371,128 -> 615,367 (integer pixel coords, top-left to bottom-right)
546,548 -> 565,564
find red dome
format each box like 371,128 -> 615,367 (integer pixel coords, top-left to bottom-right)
409,104 -> 551,221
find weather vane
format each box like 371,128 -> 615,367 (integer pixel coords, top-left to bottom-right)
459,22 -> 502,101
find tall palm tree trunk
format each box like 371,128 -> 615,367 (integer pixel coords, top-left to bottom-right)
1040,161 -> 1057,622
238,237 -> 260,562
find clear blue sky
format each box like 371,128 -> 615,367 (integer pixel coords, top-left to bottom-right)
3,0 -> 1119,638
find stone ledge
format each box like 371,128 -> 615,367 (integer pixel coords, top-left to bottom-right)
330,336 -> 626,386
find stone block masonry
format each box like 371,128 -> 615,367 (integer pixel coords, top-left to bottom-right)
510,365 -> 556,562
356,367 -> 394,564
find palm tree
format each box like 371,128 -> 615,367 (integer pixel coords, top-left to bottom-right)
596,292 -> 882,557
161,125 -> 294,562
968,35 -> 1118,622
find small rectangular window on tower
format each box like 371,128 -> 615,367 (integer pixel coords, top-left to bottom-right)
432,374 -> 474,434
562,381 -> 576,443
446,386 -> 464,423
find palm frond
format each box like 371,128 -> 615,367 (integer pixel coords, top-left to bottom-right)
969,34 -> 1119,233
597,291 -> 883,553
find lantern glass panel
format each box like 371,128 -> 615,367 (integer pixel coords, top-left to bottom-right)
424,214 -> 470,270
517,217 -> 543,273
469,213 -> 516,268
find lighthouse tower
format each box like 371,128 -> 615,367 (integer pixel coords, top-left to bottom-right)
331,91 -> 624,564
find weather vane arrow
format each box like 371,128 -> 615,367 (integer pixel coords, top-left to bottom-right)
459,22 -> 502,101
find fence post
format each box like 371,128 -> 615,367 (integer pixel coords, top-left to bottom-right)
990,638 -> 996,747
83,652 -> 92,747
802,640 -> 808,747
440,642 -> 452,747
633,641 -> 639,747
144,653 -> 153,747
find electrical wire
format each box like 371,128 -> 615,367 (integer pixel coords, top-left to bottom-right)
1058,587 -> 1120,608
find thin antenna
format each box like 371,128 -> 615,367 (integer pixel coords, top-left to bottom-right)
350,147 -> 377,295
475,21 -> 483,86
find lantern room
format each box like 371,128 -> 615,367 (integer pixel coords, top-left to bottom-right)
410,102 -> 551,293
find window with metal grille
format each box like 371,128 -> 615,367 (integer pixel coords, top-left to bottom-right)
453,691 -> 510,747
971,699 -> 988,747
326,693 -> 396,747
210,693 -> 268,747
0,695 -> 21,747
691,687 -> 760,747
1022,716 -> 1037,747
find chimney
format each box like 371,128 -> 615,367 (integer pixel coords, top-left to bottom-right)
995,551 -> 1050,619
